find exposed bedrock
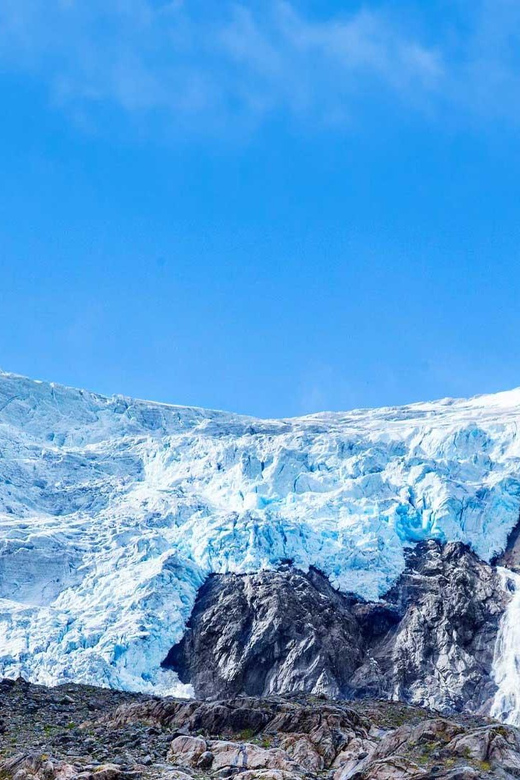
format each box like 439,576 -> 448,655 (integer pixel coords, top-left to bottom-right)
163,540 -> 510,715
494,514 -> 520,572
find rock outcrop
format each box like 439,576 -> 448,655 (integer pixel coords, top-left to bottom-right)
110,693 -> 520,779
164,540 -> 509,715
162,563 -> 366,700
352,540 -> 509,712
495,515 -> 520,572
1,676 -> 520,780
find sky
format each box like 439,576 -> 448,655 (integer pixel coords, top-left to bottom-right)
2,0 -> 520,417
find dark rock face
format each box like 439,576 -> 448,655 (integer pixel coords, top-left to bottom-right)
164,541 -> 509,715
163,565 -> 365,699
351,541 -> 508,712
495,515 -> 520,571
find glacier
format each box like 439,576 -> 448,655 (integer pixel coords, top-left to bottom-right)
1,370 -> 520,695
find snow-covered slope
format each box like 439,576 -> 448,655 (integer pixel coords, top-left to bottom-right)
0,370 -> 520,694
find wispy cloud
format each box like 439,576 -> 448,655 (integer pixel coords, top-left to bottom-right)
0,0 -> 444,134
2,0 -> 520,136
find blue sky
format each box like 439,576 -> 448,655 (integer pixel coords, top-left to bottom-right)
2,0 -> 520,417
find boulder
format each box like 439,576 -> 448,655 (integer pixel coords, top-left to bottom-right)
167,735 -> 207,767
209,740 -> 300,773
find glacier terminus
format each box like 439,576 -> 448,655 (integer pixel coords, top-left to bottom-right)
1,371 -> 520,711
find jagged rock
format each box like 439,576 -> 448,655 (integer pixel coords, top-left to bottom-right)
167,735 -> 207,766
447,727 -> 496,762
161,774 -> 193,780
163,565 -> 364,700
445,723 -> 520,775
430,769 -> 480,780
196,750 -> 214,768
209,741 -> 300,773
166,732 -> 302,774
277,733 -> 324,771
488,738 -> 520,775
110,696 -> 374,773
0,756 -> 78,780
349,756 -> 426,778
352,541 -> 509,713
332,737 -> 376,779
495,515 -> 520,572
163,541 -> 509,715
0,758 -> 140,780
373,719 -> 462,761
266,701 -> 369,736
79,766 -> 139,780
233,773 -> 297,780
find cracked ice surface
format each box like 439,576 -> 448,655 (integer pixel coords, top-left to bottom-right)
0,370 -> 520,694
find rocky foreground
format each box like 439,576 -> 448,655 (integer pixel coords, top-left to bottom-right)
1,680 -> 520,780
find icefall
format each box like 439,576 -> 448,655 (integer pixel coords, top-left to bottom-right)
0,371 -> 519,693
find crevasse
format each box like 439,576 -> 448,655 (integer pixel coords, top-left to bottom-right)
1,371 -> 520,697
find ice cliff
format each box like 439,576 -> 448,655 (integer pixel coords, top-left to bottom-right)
0,370 -> 520,696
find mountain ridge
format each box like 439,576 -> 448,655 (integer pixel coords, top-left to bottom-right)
4,367 -> 520,421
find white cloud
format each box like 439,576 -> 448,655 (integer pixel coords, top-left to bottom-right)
0,0 -> 444,134
4,0 -> 520,136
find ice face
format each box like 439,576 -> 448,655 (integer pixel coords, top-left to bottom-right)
0,370 -> 520,694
